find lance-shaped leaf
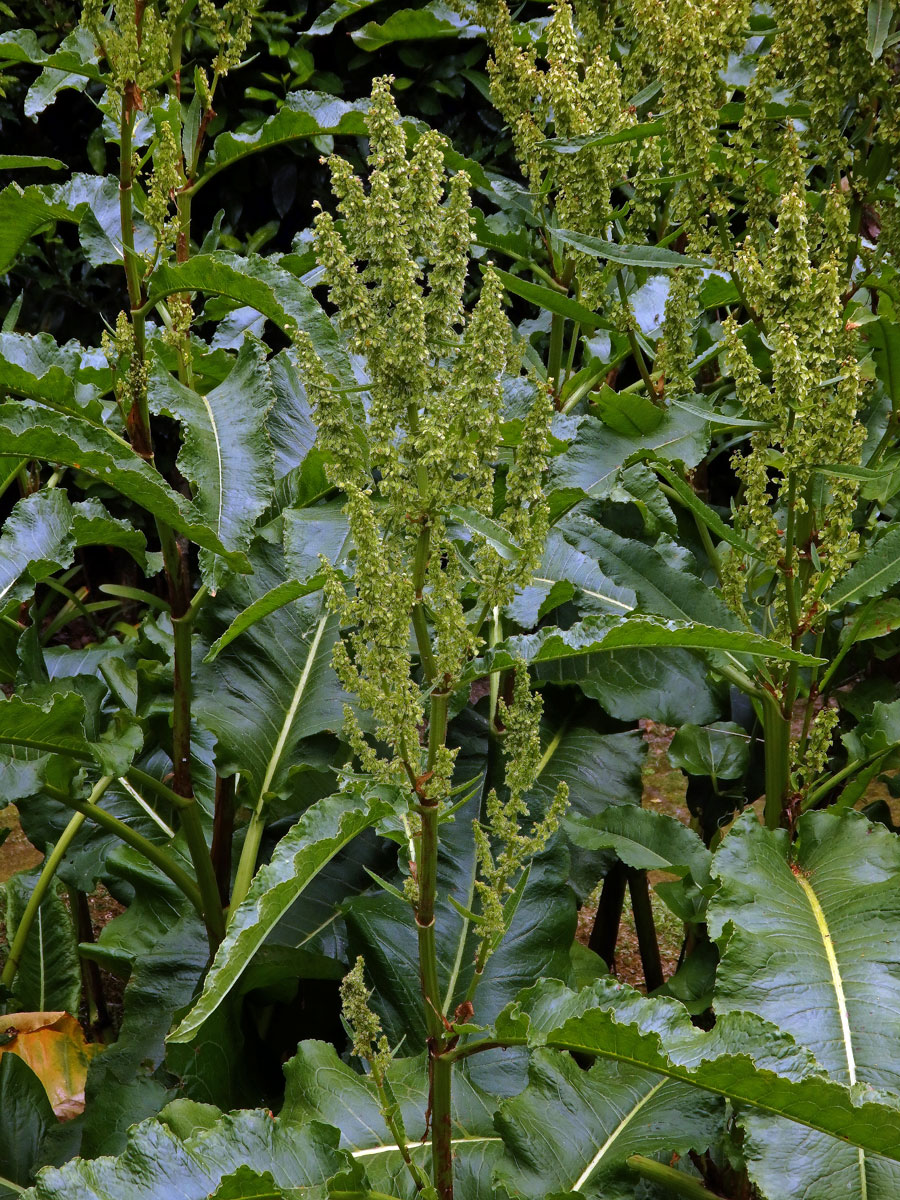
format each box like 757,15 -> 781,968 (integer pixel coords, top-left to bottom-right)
147,253 -> 350,381
825,523 -> 900,608
494,1050 -> 721,1199
708,811 -> 900,1199
208,92 -> 367,174
0,490 -> 75,608
168,788 -> 399,1042
0,403 -> 246,566
148,339 -> 275,591
553,227 -> 707,268
484,976 -> 900,1164
283,1040 -> 502,1199
22,1110 -> 353,1200
460,614 -> 823,685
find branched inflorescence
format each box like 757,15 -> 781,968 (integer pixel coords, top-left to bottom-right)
720,134 -> 866,641
298,79 -> 554,810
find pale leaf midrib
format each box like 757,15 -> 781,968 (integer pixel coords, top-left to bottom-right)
794,871 -> 866,1199
572,1079 -> 665,1191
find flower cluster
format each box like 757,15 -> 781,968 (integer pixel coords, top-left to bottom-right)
720,135 -> 866,641
472,663 -> 569,963
299,78 -> 553,796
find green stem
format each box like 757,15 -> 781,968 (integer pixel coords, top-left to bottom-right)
547,311 -> 566,397
0,1174 -> 24,1196
0,777 -> 112,993
41,782 -> 205,916
626,1155 -> 722,1199
762,694 -> 790,829
179,801 -> 226,947
431,1051 -> 454,1200
118,96 -> 151,460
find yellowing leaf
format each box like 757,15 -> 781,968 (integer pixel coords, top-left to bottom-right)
0,1011 -> 103,1119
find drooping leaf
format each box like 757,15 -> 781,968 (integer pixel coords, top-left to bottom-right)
709,811 -> 900,1199
0,490 -> 75,608
168,788 -> 399,1042
351,1 -> 478,51
147,253 -> 350,381
0,404 -> 247,566
23,26 -> 100,118
506,528 -> 635,628
0,1013 -> 103,1122
462,614 -> 822,686
209,92 -> 367,173
204,577 -> 327,661
494,1050 -> 721,1199
306,0 -> 382,34
148,338 -> 275,591
667,722 -> 750,782
565,806 -> 712,886
553,228 -> 708,269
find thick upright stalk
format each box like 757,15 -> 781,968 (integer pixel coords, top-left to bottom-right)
588,860 -> 628,970
547,312 -> 566,398
411,523 -> 436,683
762,694 -> 791,829
0,778 -> 111,993
416,688 -> 453,1200
211,774 -> 235,905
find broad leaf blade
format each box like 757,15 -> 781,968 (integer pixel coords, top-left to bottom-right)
709,811 -> 900,1198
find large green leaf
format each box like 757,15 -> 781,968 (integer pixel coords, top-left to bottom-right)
147,253 -> 350,381
562,517 -> 739,630
4,870 -> 81,1013
494,1051 -> 721,1199
708,811 -> 900,1199
24,1109 -> 353,1200
350,1 -> 476,50
487,976 -> 900,1163
462,614 -> 823,684
194,534 -> 347,810
0,332 -> 109,419
565,806 -> 712,886
0,490 -> 75,607
168,788 -> 398,1042
549,414 -> 711,503
0,1054 -> 54,1190
148,339 -> 275,591
506,528 -> 635,627
208,92 -> 367,173
0,404 -> 246,566
283,1040 -> 502,1200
